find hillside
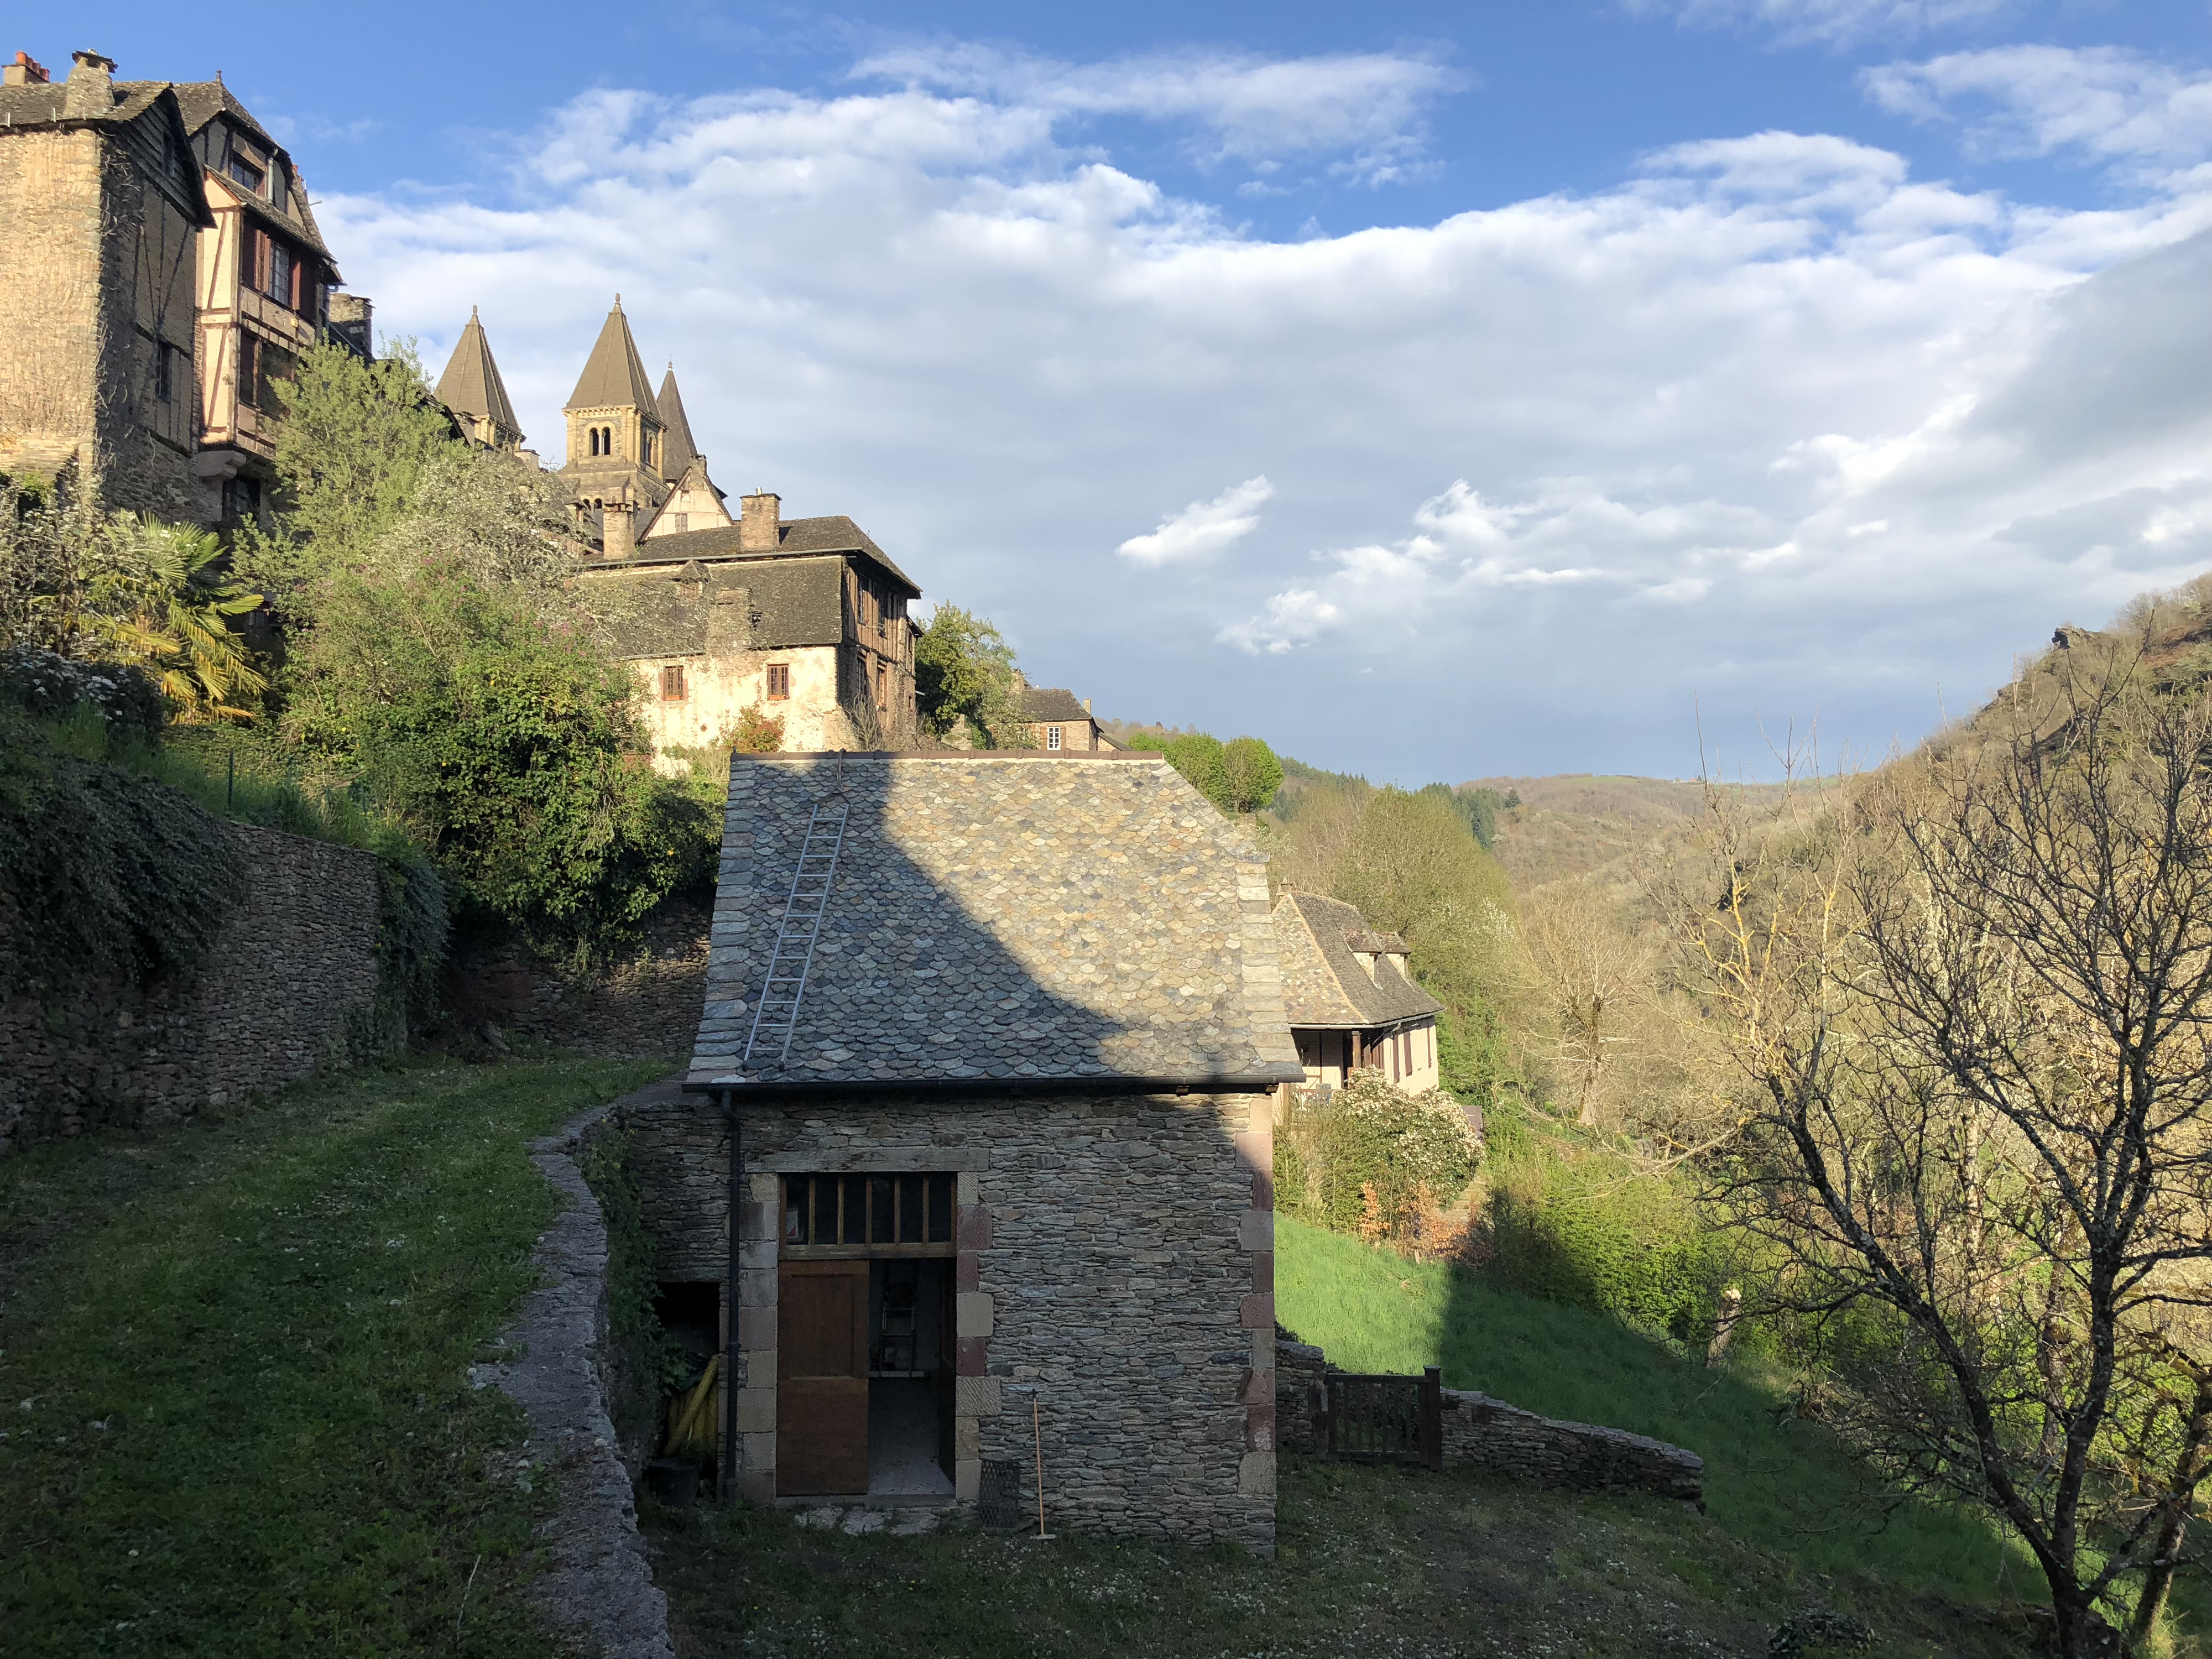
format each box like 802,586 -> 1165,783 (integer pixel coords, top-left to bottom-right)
1465,774 -> 1788,892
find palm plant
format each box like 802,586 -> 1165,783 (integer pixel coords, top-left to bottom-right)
86,514 -> 268,722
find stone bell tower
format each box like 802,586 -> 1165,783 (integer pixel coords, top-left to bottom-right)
557,295 -> 669,552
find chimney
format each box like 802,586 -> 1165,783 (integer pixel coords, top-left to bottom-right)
1081,697 -> 1091,714
61,51 -> 115,118
738,491 -> 780,553
602,497 -> 637,561
3,52 -> 50,86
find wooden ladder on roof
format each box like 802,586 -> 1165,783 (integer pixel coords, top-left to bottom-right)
742,798 -> 851,1069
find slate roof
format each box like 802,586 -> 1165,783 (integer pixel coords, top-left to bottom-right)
435,309 -> 521,440
169,80 -> 336,263
657,368 -> 698,477
584,558 -> 847,659
0,76 -> 170,130
1271,891 -> 1443,1029
687,755 -> 1306,1089
566,299 -> 660,414
1018,686 -> 1093,724
592,514 -> 919,594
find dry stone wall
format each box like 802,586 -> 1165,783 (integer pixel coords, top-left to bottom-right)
618,1087 -> 1278,1550
443,901 -> 708,1061
0,825 -> 381,1155
1275,1333 -> 1703,1507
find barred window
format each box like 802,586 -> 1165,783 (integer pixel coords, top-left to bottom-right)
660,664 -> 686,701
782,1173 -> 956,1251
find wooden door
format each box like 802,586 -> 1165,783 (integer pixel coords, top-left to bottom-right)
778,1260 -> 869,1495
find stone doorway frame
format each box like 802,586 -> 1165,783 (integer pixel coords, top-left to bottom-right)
732,1148 -> 994,1505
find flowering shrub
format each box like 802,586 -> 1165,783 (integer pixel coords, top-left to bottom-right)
0,646 -> 165,737
1275,1068 -> 1483,1244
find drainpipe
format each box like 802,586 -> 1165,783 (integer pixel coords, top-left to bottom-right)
722,1092 -> 742,1507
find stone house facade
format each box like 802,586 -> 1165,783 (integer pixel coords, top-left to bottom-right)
1271,891 -> 1443,1093
0,52 -> 208,516
0,48 -> 363,525
618,753 -> 1299,1547
581,497 -> 922,761
1010,673 -> 1111,752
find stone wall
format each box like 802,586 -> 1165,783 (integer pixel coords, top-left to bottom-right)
1275,1333 -> 1703,1507
0,824 -> 382,1156
618,1087 -> 1278,1550
442,900 -> 709,1061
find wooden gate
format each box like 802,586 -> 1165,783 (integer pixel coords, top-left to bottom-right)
1323,1365 -> 1444,1472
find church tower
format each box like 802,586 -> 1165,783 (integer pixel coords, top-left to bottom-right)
434,308 -> 525,452
639,364 -> 734,540
559,296 -> 669,556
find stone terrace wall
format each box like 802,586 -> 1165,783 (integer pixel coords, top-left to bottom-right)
0,825 -> 381,1156
443,900 -> 708,1061
619,1087 -> 1278,1550
1275,1333 -> 1703,1507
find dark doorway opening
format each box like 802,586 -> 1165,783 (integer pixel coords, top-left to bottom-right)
868,1258 -> 954,1497
654,1280 -> 721,1375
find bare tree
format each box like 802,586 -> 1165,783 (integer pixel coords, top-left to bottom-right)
1676,645 -> 2212,1657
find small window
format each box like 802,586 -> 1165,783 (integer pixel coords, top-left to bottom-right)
266,242 -> 294,306
782,1173 -> 955,1249
766,662 -> 790,701
672,513 -> 687,533
226,136 -> 267,196
221,475 -> 262,525
875,661 -> 888,709
660,664 -> 686,701
153,342 -> 173,404
1046,726 -> 1062,751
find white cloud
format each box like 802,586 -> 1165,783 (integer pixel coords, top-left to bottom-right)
324,49 -> 2212,777
1118,476 -> 1275,565
1625,0 -> 2021,48
1864,47 -> 2212,172
853,43 -> 1459,185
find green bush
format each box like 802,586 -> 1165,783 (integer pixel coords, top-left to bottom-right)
1276,1069 -> 1483,1239
1481,1112 -> 1730,1342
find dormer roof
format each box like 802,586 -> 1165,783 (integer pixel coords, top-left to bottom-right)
566,298 -> 660,415
1271,891 -> 1441,1029
435,307 -> 522,443
169,80 -> 336,265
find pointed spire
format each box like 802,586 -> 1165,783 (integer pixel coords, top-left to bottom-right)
656,365 -> 699,478
565,297 -> 659,415
435,307 -> 523,447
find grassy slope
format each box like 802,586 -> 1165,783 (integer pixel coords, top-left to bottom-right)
0,1054 -> 669,1659
650,1454 -> 2060,1659
1277,1216 -> 2032,1603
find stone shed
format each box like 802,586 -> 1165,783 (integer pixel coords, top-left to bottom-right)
622,751 -> 1301,1549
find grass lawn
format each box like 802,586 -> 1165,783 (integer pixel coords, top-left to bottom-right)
644,1455 -> 2049,1659
1279,1214 -> 2209,1654
1,1053 -> 670,1659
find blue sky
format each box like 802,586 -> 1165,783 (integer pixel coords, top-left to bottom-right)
44,1 -> 2212,782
